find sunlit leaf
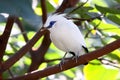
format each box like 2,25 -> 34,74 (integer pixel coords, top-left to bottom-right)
97,21 -> 120,35
111,35 -> 120,39
91,29 -> 97,35
107,50 -> 120,63
34,7 -> 42,16
92,0 -> 117,7
63,70 -> 75,78
74,6 -> 93,18
39,63 -> 47,70
95,5 -> 120,14
107,14 -> 120,25
46,0 -> 55,12
84,62 -> 119,80
53,0 -> 59,4
24,56 -> 31,65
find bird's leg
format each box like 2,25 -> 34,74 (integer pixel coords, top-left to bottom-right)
75,55 -> 79,63
59,52 -> 67,70
69,52 -> 78,63
72,55 -> 79,63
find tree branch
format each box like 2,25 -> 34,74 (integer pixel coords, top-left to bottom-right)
7,39 -> 120,80
15,17 -> 29,42
55,0 -> 79,13
41,0 -> 47,23
0,15 -> 16,62
28,32 -> 51,72
0,29 -> 49,73
0,15 -> 16,80
28,0 -> 51,72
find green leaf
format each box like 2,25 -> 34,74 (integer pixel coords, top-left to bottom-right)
38,63 -> 47,70
0,0 -> 41,27
84,63 -> 119,80
92,0 -> 118,7
23,56 -> 31,65
107,14 -> 120,25
107,50 -> 120,63
46,1 -> 55,13
111,35 -> 120,39
95,5 -> 120,14
73,6 -> 93,18
45,52 -> 61,60
115,0 -> 120,3
97,21 -> 120,35
37,0 -> 55,13
63,70 -> 75,78
45,43 -> 63,60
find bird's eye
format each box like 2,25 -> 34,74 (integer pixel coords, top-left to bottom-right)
47,21 -> 56,28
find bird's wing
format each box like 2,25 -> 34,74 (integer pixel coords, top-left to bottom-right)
82,45 -> 89,53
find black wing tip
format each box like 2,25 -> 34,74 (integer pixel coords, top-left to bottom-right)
69,51 -> 76,56
82,45 -> 89,53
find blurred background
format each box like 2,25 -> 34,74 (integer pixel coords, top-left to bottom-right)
0,0 -> 120,80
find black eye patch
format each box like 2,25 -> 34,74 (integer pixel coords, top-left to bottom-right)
47,21 -> 56,28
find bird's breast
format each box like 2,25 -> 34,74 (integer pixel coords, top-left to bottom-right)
49,26 -> 84,54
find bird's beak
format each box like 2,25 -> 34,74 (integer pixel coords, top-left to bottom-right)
40,27 -> 47,31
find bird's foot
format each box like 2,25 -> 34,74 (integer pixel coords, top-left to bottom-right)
59,63 -> 63,70
72,55 -> 79,63
72,56 -> 88,65
59,58 -> 65,70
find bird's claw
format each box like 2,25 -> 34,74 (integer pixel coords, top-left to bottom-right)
59,58 -> 65,70
72,55 -> 79,63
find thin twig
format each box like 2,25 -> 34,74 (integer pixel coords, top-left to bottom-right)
67,0 -> 89,15
8,69 -> 14,78
84,20 -> 102,38
41,0 -> 47,23
68,15 -> 103,21
89,58 -> 120,68
99,58 -> 118,64
44,57 -> 71,63
15,17 -> 29,42
103,63 -> 120,68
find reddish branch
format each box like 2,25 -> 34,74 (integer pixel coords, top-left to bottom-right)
15,17 -> 29,42
7,39 -> 120,80
55,0 -> 79,13
0,29 -> 48,73
0,15 -> 16,62
28,0 -> 51,72
28,32 -> 51,72
41,0 -> 47,23
0,15 -> 16,80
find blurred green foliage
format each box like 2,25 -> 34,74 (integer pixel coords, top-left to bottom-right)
0,0 -> 120,80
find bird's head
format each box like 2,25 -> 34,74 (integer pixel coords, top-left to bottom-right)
42,14 -> 66,30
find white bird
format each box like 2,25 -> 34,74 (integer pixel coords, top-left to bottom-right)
43,14 -> 88,69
